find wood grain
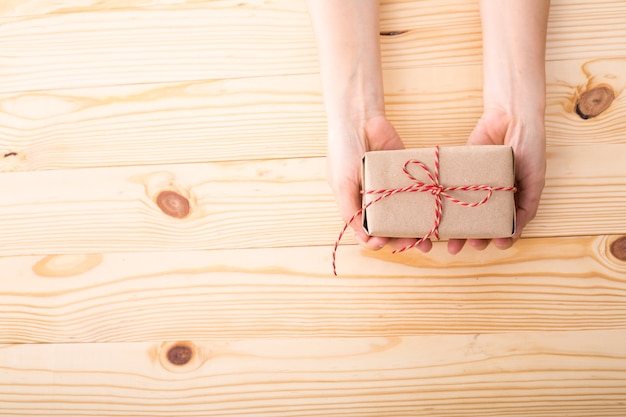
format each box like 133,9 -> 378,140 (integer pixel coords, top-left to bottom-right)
1,59 -> 625,171
1,1 -> 626,93
0,235 -> 625,343
2,2 -> 626,416
0,145 -> 624,256
1,331 -> 625,416
0,73 -> 328,171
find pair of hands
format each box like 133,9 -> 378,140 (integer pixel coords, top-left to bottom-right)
308,0 -> 549,255
327,109 -> 546,254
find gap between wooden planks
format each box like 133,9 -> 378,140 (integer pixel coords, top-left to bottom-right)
0,145 -> 625,256
1,0 -> 625,92
0,235 -> 624,343
1,330 -> 625,416
1,59 -> 625,171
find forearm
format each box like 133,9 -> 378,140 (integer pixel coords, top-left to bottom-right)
307,0 -> 384,131
480,0 -> 550,116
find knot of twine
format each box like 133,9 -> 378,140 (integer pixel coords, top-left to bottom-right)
332,146 -> 517,276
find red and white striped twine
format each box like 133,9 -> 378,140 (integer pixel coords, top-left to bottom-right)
332,146 -> 517,276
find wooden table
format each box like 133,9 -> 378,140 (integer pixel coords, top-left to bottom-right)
1,1 -> 625,415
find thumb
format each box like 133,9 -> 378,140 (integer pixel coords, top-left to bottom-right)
512,180 -> 543,240
334,177 -> 388,251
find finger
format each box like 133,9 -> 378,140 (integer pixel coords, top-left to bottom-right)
345,210 -> 390,251
415,238 -> 433,253
466,126 -> 483,146
468,239 -> 490,251
359,232 -> 389,251
493,237 -> 514,250
513,204 -> 538,240
513,180 -> 544,240
332,180 -> 391,251
388,237 -> 417,252
387,237 -> 432,253
447,239 -> 466,255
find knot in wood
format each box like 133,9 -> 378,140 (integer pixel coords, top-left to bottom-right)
380,30 -> 407,36
610,236 -> 626,262
1,151 -> 21,172
167,344 -> 193,366
156,190 -> 190,218
575,86 -> 615,119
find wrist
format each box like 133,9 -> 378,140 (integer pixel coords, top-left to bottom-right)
481,38 -> 547,117
322,62 -> 386,133
325,94 -> 386,134
308,0 -> 385,134
482,76 -> 546,118
320,44 -> 386,132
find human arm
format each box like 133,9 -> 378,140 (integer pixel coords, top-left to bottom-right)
307,0 -> 429,252
448,0 -> 550,253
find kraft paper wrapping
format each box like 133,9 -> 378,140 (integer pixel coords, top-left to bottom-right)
362,146 -> 516,239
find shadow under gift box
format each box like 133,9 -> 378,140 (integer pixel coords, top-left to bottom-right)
361,145 -> 516,239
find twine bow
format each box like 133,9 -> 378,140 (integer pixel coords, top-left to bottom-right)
332,146 -> 516,276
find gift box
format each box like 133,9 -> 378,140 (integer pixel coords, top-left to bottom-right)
361,145 -> 516,239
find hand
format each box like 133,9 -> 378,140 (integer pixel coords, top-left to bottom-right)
327,115 -> 432,253
447,108 -> 546,254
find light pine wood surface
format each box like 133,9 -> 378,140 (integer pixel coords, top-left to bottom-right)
1,0 -> 625,91
2,331 -> 626,416
1,0 -> 625,416
2,60 -> 626,171
1,235 -> 625,343
0,145 -> 625,256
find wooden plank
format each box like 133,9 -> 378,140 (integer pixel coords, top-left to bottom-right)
0,0 -> 309,17
1,59 -> 625,171
0,1 -> 317,93
2,3 -> 624,416
0,145 -> 625,256
0,156 -> 337,255
1,235 -> 625,343
0,73 -> 328,171
1,331 -> 625,416
1,1 -> 626,92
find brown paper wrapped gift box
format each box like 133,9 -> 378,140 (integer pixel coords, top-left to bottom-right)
362,146 -> 516,239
